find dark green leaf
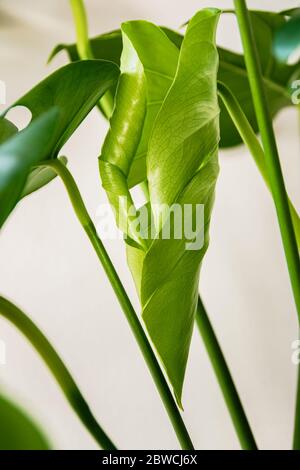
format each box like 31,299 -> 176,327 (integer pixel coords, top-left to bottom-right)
0,60 -> 119,227
0,118 -> 18,144
0,110 -> 58,228
273,14 -> 300,63
21,156 -> 68,199
5,60 -> 120,159
0,393 -> 50,450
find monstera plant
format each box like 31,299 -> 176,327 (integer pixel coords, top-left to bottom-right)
0,0 -> 299,450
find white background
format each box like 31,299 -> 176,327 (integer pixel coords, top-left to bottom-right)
0,0 -> 299,450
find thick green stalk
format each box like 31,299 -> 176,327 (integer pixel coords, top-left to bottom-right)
0,296 -> 116,450
218,82 -> 300,249
38,160 -> 194,450
234,0 -> 300,319
69,0 -> 114,117
196,298 -> 257,450
234,0 -> 300,450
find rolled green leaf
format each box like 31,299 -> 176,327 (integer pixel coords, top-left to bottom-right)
0,393 -> 50,450
100,9 -> 220,404
99,21 -> 179,246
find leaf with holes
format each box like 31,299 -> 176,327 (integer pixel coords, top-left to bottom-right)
0,60 -> 119,227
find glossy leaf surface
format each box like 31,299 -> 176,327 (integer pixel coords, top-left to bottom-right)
51,11 -> 298,148
273,14 -> 300,63
99,10 -> 220,402
0,110 -> 58,228
0,60 -> 119,227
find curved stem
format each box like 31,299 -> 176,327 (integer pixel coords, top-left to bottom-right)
69,0 -> 114,118
218,82 -> 300,249
0,296 -> 116,450
234,0 -> 300,320
38,159 -> 194,450
196,297 -> 257,450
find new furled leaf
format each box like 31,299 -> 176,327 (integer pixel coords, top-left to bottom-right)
100,9 -> 220,404
134,9 -> 220,404
99,20 -> 179,246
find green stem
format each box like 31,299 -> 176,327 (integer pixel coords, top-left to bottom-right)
69,0 -> 114,118
38,160 -> 194,450
234,0 -> 300,450
218,82 -> 300,249
196,298 -> 257,450
234,0 -> 300,319
69,0 -> 92,60
0,295 -> 116,450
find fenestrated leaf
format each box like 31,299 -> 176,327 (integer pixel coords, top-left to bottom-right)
126,9 -> 220,404
273,14 -> 300,63
0,60 -> 119,227
0,393 -> 50,450
0,109 -> 58,228
4,60 -> 120,159
0,118 -> 18,144
52,11 -> 298,148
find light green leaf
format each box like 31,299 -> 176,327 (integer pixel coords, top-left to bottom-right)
99,21 -> 179,246
52,11 -> 298,148
125,9 -> 220,405
0,393 -> 50,450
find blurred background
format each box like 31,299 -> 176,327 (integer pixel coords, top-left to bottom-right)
0,0 -> 299,450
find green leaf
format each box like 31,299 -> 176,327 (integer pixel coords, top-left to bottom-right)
0,118 -> 18,144
99,20 -> 179,245
273,14 -> 300,63
219,10 -> 299,146
21,156 -> 68,199
0,393 -> 50,450
0,110 -> 58,228
53,11 -> 297,148
142,9 -> 220,403
5,60 -> 120,159
0,60 -> 119,227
